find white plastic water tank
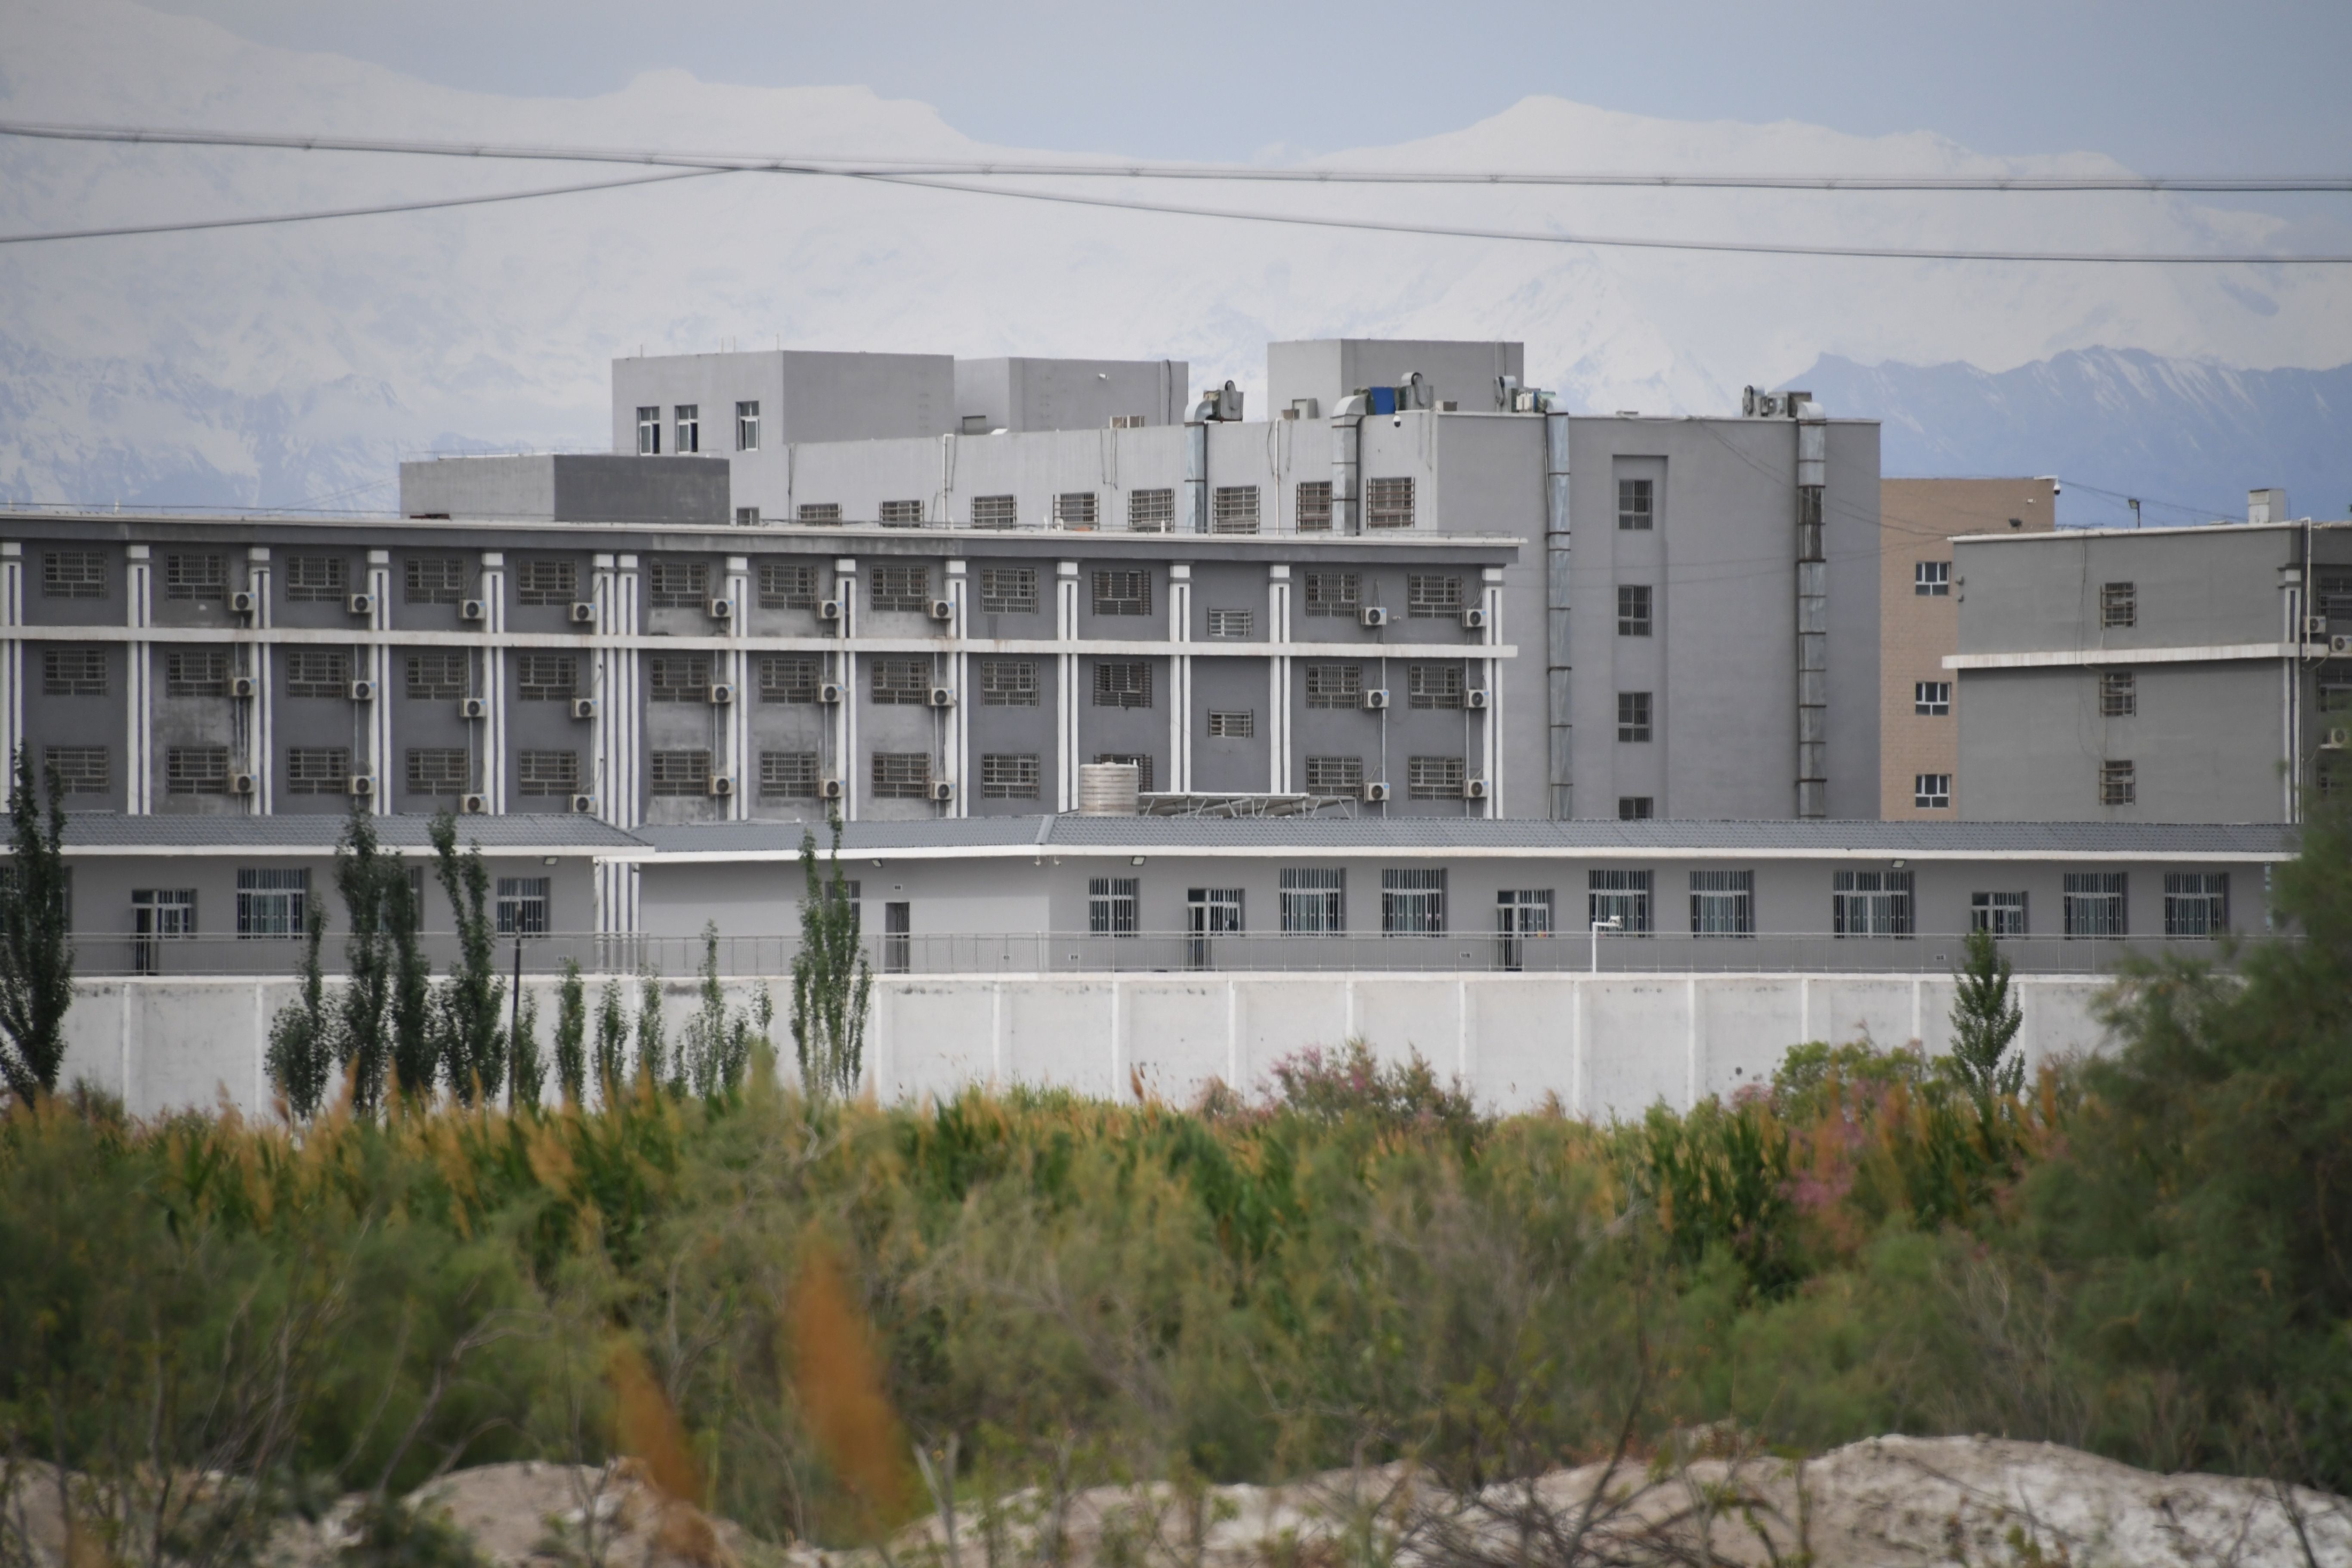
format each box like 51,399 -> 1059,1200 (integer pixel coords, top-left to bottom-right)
1077,762 -> 1141,816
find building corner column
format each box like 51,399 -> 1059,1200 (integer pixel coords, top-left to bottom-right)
1168,563 -> 1192,792
1267,564 -> 1292,794
1055,560 -> 1080,810
1796,408 -> 1829,819
124,546 -> 152,814
1543,413 -> 1573,819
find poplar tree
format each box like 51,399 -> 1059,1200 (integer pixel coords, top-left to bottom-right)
553,958 -> 588,1105
0,746 -> 74,1101
789,812 -> 872,1100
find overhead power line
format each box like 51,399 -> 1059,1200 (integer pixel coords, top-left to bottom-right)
6,119 -> 2352,192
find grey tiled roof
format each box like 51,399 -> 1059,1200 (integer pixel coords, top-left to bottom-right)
632,817 -> 1051,854
61,813 -> 644,850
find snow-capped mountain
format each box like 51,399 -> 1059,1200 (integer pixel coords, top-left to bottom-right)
2,0 -> 2347,513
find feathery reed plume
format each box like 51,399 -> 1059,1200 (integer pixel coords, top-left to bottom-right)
788,1233 -> 912,1534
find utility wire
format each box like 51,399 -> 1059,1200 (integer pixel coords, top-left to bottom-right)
6,120 -> 2352,192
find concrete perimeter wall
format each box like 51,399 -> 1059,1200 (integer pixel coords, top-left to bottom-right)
61,971 -> 2117,1121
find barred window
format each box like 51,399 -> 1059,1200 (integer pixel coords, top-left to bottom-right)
871,753 -> 932,798
2099,671 -> 2136,716
759,752 -> 820,801
1206,609 -> 1253,639
518,751 -> 579,796
1407,755 -> 1465,800
880,499 -> 924,527
1304,756 -> 1363,794
44,747 -> 109,794
1305,664 -> 1362,708
1971,891 -> 2027,937
1053,492 -> 1097,530
2064,872 -> 2127,937
405,557 -> 465,604
1406,574 -> 1462,618
2100,581 -> 2136,628
2163,872 -> 2228,937
285,747 -> 350,795
1689,870 -> 1754,937
407,651 -> 467,701
164,553 -> 226,601
1364,476 -> 1415,529
1093,661 -> 1153,708
649,750 -> 711,796
1092,570 -> 1151,615
648,654 -> 712,702
1088,877 -> 1139,937
2101,760 -> 2136,805
236,869 -> 308,938
166,745 -> 230,795
1617,692 -> 1652,742
1303,572 -> 1359,616
284,556 -> 347,601
406,749 -> 469,795
1206,710 -> 1254,738
1295,480 -> 1333,533
516,559 -> 578,605
165,649 -> 229,697
1211,485 -> 1260,535
1617,585 -> 1652,636
981,659 -> 1038,706
1381,869 -> 1445,934
1832,871 -> 1912,938
2321,662 -> 2352,713
1094,754 -> 1154,792
981,754 -> 1040,800
760,654 -> 821,704
1280,868 -> 1344,933
870,563 -> 929,612
1589,869 -> 1653,934
759,560 -> 819,609
495,878 -> 550,937
797,503 -> 843,525
42,646 -> 106,696
516,654 -> 577,701
979,567 -> 1037,615
1618,479 -> 1653,531
1619,797 -> 1654,820
285,649 -> 351,697
1408,664 -> 1463,709
970,495 -> 1018,528
871,657 -> 930,704
43,551 -> 107,599
1128,489 -> 1174,533
648,560 -> 710,608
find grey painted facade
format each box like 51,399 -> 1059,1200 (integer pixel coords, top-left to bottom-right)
1950,520 -> 2350,822
952,358 -> 1189,433
1266,339 -> 1527,419
399,454 -> 729,526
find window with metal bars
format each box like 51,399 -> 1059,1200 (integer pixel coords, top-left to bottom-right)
871,658 -> 930,704
981,659 -> 1037,705
760,752 -> 819,801
1088,877 -> 1139,937
516,559 -> 578,605
285,748 -> 349,795
649,750 -> 711,796
797,503 -> 843,524
405,557 -> 465,604
759,560 -> 818,609
648,560 -> 710,608
1365,476 -> 1415,529
1617,478 -> 1652,531
1832,871 -> 1912,937
1688,871 -> 1753,937
2064,872 -> 2127,937
516,654 -> 576,701
518,751 -> 578,796
648,655 -> 711,702
1302,572 -> 1359,615
2099,671 -> 2136,716
1295,480 -> 1333,533
284,556 -> 346,601
43,552 -> 107,599
1971,891 -> 2027,936
1407,756 -> 1465,799
1617,584 -> 1652,636
1304,756 -> 1362,794
2163,872 -> 2228,937
1092,570 -> 1151,615
1408,665 -> 1463,709
42,647 -> 106,696
1206,710 -> 1254,739
406,749 -> 469,796
970,495 -> 1018,528
2101,761 -> 2136,805
1211,486 -> 1260,535
1206,609 -> 1253,639
165,649 -> 229,697
1589,869 -> 1653,934
2100,582 -> 2136,628
880,499 -> 924,527
236,869 -> 308,937
1406,575 -> 1461,617
164,554 -> 225,600
166,746 -> 230,795
44,747 -> 108,794
1618,797 -> 1653,820
1305,664 -> 1362,708
1381,869 -> 1445,934
1280,868 -> 1344,933
869,563 -> 929,612
1093,662 -> 1153,708
286,649 -> 350,697
1617,692 -> 1652,742
979,567 -> 1036,614
495,878 -> 551,937
407,652 -> 467,701
981,754 -> 1040,800
760,655 -> 820,704
871,752 -> 932,798
1053,492 -> 1097,530
1128,489 -> 1174,532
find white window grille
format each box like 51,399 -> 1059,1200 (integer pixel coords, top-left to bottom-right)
1688,871 -> 1754,937
1588,869 -> 1652,934
1280,869 -> 1344,934
1381,869 -> 1445,934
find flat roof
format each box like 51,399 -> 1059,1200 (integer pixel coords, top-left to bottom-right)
1951,519 -> 2348,545
56,813 -> 645,856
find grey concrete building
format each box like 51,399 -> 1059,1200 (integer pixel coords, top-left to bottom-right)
399,454 -> 730,526
1949,500 -> 2350,823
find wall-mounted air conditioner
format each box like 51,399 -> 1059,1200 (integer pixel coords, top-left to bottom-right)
930,779 -> 955,802
2330,633 -> 2352,656
570,602 -> 597,625
2307,615 -> 2330,638
2324,728 -> 2351,751
229,675 -> 257,699
1360,781 -> 1391,804
570,794 -> 597,814
1459,606 -> 1489,631
1465,689 -> 1490,710
230,772 -> 257,796
818,598 -> 843,622
927,687 -> 956,708
1359,606 -> 1389,628
1465,778 -> 1490,800
1363,689 -> 1390,711
571,697 -> 598,720
707,776 -> 735,798
460,793 -> 489,814
817,682 -> 844,705
460,599 -> 488,622
707,683 -> 736,705
460,697 -> 489,719
708,598 -> 734,620
819,778 -> 844,801
346,592 -> 375,616
927,598 -> 954,622
230,591 -> 257,615
348,680 -> 375,702
347,775 -> 376,798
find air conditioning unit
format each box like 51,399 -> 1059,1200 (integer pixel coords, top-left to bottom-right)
348,679 -> 375,702
2307,615 -> 2330,638
229,772 -> 257,796
1360,781 -> 1391,804
930,779 -> 955,802
927,598 -> 954,622
707,683 -> 736,705
460,793 -> 489,815
569,794 -> 597,814
1465,688 -> 1490,710
347,775 -> 376,798
1363,689 -> 1390,711
819,778 -> 844,801
927,686 -> 956,708
2324,728 -> 2351,751
229,590 -> 257,615
817,681 -> 844,705
1465,777 -> 1491,800
708,598 -> 733,620
571,697 -> 598,720
708,775 -> 736,798
346,592 -> 375,615
818,598 -> 844,622
460,696 -> 489,719
460,599 -> 488,622
1459,606 -> 1488,631
1359,605 -> 1389,628
229,675 -> 258,699
570,602 -> 597,625
2332,634 -> 2352,656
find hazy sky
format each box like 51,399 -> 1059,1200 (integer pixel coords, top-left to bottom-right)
140,0 -> 2352,178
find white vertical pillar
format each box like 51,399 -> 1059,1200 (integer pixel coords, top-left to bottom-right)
1167,563 -> 1192,793
833,557 -> 859,819
1056,560 -> 1080,810
0,543 -> 23,777
124,545 -> 152,814
479,551 -> 507,813
1480,565 -> 1502,819
613,554 -> 640,934
943,559 -> 968,817
367,551 -> 393,816
246,547 -> 274,815
590,554 -> 616,824
1267,564 -> 1292,793
724,555 -> 750,819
